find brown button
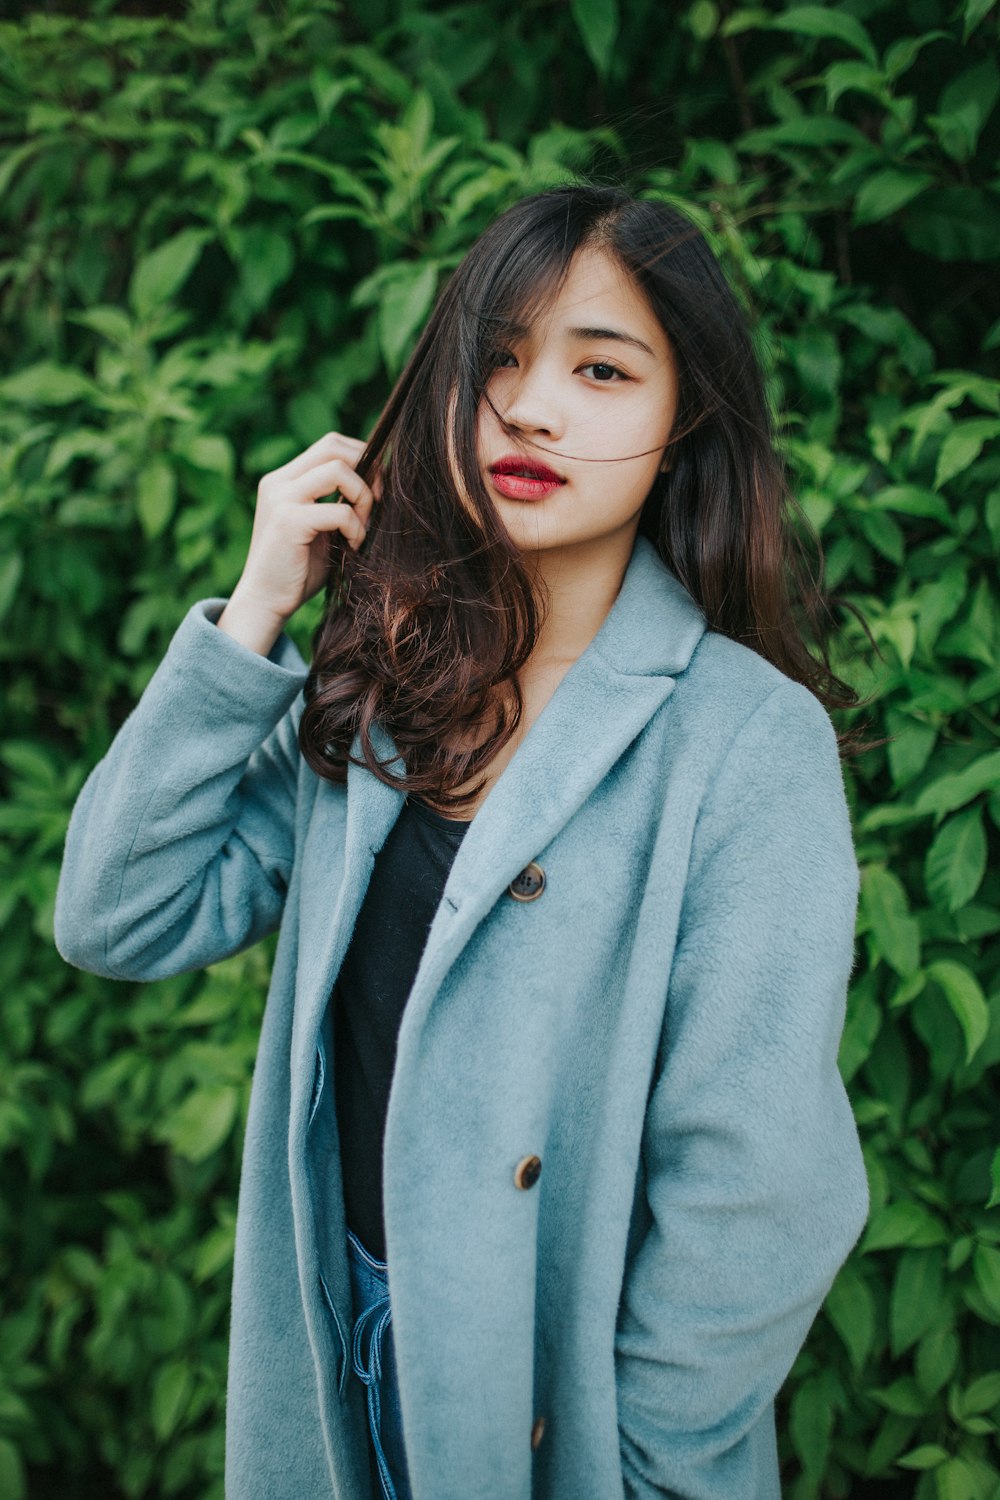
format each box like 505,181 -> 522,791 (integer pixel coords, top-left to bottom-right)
508,861 -> 545,901
514,1154 -> 542,1190
531,1416 -> 546,1449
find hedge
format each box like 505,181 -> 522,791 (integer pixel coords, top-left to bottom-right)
0,0 -> 998,1496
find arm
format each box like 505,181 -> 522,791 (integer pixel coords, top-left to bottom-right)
53,598 -> 310,982
615,681 -> 868,1500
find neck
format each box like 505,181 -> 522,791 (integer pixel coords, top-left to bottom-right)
519,527 -> 638,674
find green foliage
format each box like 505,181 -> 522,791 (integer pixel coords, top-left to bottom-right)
1,0 -> 997,1494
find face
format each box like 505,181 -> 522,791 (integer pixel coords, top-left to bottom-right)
471,246 -> 679,560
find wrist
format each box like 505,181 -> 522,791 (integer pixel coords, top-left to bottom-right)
216,590 -> 289,657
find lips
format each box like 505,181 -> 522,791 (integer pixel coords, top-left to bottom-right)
490,455 -> 565,483
488,453 -> 566,501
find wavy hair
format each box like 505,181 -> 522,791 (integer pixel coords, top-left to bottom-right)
299,185 -> 880,811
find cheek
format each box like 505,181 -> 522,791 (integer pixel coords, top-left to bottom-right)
594,395 -> 670,462
478,377 -> 512,433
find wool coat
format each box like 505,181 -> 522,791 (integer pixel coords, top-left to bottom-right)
54,533 -> 869,1500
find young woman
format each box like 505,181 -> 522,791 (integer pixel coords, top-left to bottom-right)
55,185 -> 872,1500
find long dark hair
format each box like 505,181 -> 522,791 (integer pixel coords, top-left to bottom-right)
300,185 -> 880,811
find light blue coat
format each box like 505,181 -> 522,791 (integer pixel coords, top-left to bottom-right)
54,535 -> 869,1500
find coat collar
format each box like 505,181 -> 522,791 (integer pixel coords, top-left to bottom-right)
346,534 -> 705,882
290,536 -> 707,1109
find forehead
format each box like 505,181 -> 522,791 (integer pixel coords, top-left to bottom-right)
503,246 -> 666,351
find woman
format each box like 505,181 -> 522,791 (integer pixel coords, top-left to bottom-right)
54,185 -> 871,1500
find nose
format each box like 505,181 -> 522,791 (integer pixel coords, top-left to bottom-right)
496,361 -> 564,440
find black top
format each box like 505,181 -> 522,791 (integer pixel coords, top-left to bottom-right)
332,794 -> 472,1261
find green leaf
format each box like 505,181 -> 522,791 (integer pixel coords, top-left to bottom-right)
853,170 -> 934,226
913,751 -> 1000,818
233,226 -> 295,313
377,261 -> 439,376
136,457 -> 177,540
824,1259 -> 875,1371
891,1249 -> 944,1356
0,138 -> 47,200
897,1444 -> 949,1469
688,0 -> 719,41
862,1201 -> 948,1252
570,0 -> 621,75
839,308 -> 935,376
0,740 -> 59,784
68,305 -> 134,343
938,573 -> 999,667
789,1375 -> 833,1481
309,66 -> 360,123
869,484 -> 951,523
129,229 -> 210,320
916,1325 -> 959,1397
786,328 -> 841,398
963,0 -> 996,41
893,708 -> 941,792
987,1147 -> 1000,1211
741,117 -> 866,151
193,1221 -> 236,1283
873,1376 -> 930,1416
859,510 -> 904,566
925,807 -> 987,913
904,188 -> 1000,263
769,5 -> 877,61
930,59 -> 1000,161
962,1371 -> 1000,1413
0,1439 -> 25,1500
0,552 -> 23,624
973,1244 -> 1000,1313
1,363 -> 93,406
935,420 -> 1000,488
824,60 -> 885,109
174,432 -> 235,479
151,1358 -> 193,1441
935,1455 -> 983,1500
838,977 -> 882,1082
157,1084 -> 239,1163
270,113 -> 320,151
862,866 -> 921,977
884,31 -> 950,81
926,960 -> 990,1065
0,1389 -> 32,1425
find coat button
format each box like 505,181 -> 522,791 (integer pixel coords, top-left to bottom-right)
531,1416 -> 546,1449
514,1154 -> 542,1190
508,861 -> 545,901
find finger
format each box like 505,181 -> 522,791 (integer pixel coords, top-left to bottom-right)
288,459 -> 377,525
297,499 -> 368,549
272,431 -> 366,484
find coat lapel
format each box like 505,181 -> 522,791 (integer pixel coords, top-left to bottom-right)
289,735 -> 405,1126
288,535 -> 706,1130
394,535 -> 708,1038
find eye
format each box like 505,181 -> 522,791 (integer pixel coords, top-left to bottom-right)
492,349 -> 518,370
581,361 -> 629,382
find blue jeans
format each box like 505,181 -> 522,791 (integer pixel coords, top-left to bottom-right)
346,1226 -> 413,1500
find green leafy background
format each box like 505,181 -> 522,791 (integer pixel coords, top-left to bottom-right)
1,0 -> 998,1495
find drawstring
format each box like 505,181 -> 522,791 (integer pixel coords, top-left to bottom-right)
352,1290 -> 398,1500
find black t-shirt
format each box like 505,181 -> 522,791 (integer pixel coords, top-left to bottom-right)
332,794 -> 472,1261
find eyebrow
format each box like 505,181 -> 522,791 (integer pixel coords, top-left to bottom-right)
499,321 -> 656,358
566,325 -> 656,357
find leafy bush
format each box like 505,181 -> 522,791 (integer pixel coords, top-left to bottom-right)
1,1 -> 997,1495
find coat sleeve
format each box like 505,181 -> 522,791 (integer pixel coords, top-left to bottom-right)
53,599 -> 310,982
614,680 -> 869,1500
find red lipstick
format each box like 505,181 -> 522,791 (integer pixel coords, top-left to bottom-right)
489,454 -> 566,502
